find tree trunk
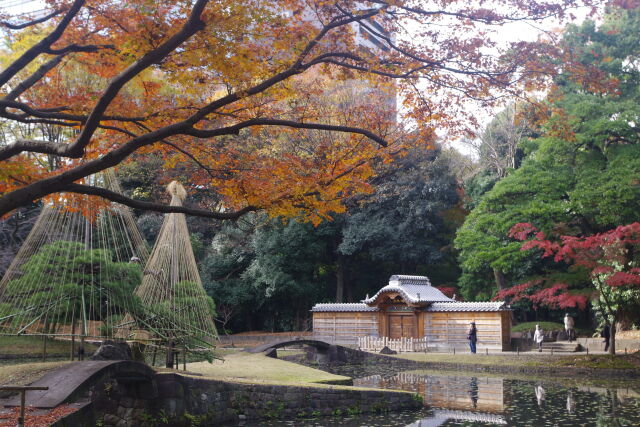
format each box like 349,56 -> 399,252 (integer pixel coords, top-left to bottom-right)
609,322 -> 616,355
245,312 -> 254,331
295,303 -> 302,331
165,340 -> 175,368
335,258 -> 345,303
493,269 -> 507,291
345,278 -> 353,303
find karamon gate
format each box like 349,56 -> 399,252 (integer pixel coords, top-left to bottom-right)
312,275 -> 511,351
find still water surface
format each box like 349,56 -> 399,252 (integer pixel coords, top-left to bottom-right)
257,370 -> 640,426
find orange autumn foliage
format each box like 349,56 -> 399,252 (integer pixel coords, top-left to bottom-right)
0,0 -> 615,221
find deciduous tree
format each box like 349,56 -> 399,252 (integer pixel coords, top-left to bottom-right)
0,0 -> 605,221
455,5 -> 640,300
505,222 -> 640,354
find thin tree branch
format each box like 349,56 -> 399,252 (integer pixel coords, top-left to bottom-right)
1,9 -> 63,30
0,0 -> 85,87
188,7 -> 384,123
186,118 -> 388,147
45,43 -> 114,55
0,99 -> 149,125
69,0 -> 210,158
64,183 -> 257,220
159,139 -> 216,179
4,55 -> 66,101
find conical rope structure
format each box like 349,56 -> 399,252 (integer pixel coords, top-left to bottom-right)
126,181 -> 217,364
0,170 -> 151,358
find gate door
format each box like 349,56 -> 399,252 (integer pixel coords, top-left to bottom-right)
388,314 -> 416,339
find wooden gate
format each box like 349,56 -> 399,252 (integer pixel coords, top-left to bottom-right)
388,314 -> 416,339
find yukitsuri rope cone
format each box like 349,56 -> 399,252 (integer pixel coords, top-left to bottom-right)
0,170 -> 150,360
127,181 -> 217,367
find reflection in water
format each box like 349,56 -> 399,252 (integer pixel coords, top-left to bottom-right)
534,385 -> 545,407
352,371 -> 640,426
255,369 -> 640,426
355,372 -> 506,415
566,389 -> 575,414
469,377 -> 478,409
405,410 -> 507,426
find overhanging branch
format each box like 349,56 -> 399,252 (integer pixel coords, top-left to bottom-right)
0,0 -> 85,87
1,9 -> 63,30
64,183 -> 258,220
187,118 -> 389,147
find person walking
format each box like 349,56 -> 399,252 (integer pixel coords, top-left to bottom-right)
601,323 -> 611,352
534,324 -> 544,352
467,321 -> 477,354
564,313 -> 575,342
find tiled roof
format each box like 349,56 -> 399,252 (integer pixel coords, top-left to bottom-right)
425,302 -> 507,312
311,303 -> 379,312
311,301 -> 508,313
389,274 -> 432,285
362,275 -> 453,305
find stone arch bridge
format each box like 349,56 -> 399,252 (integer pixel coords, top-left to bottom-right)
245,338 -> 355,364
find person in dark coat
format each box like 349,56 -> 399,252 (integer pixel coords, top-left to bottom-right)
601,323 -> 611,352
468,322 -> 477,354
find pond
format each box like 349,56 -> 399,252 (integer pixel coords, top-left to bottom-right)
254,369 -> 640,426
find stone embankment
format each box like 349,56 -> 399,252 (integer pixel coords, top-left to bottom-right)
0,360 -> 420,426
54,372 -> 421,426
280,345 -> 640,380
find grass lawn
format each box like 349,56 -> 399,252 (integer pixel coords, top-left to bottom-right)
512,321 -> 564,333
185,351 -> 351,386
512,321 -> 592,336
394,351 -> 640,371
0,335 -> 95,356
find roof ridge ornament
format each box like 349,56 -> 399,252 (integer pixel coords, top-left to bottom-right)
362,274 -> 453,306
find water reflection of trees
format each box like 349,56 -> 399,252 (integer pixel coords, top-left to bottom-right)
353,372 -> 640,426
505,382 -> 640,426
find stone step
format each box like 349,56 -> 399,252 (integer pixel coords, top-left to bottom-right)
539,343 -> 583,353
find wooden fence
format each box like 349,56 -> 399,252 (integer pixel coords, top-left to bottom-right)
358,336 -> 428,352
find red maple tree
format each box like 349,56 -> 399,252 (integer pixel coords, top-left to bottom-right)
502,222 -> 640,354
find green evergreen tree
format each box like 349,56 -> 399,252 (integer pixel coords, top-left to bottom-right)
455,7 -> 640,302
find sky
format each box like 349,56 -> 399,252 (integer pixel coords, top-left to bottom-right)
398,4 -> 600,157
0,0 -> 47,18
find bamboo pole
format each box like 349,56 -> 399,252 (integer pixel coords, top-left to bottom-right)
152,345 -> 158,366
42,319 -> 48,362
70,314 -> 76,361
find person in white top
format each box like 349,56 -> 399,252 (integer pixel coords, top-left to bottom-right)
533,324 -> 544,352
564,313 -> 575,342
